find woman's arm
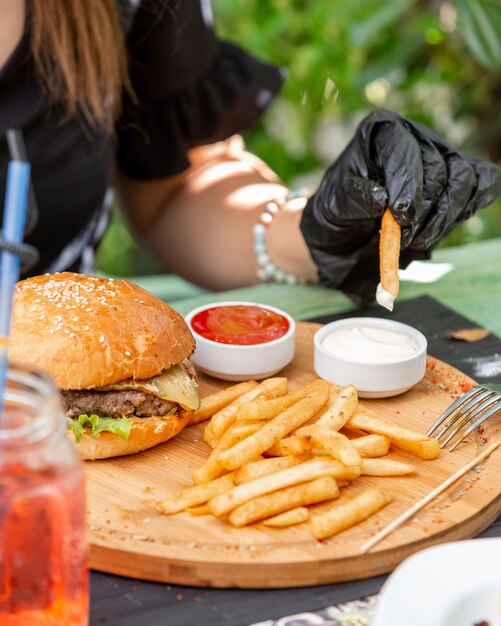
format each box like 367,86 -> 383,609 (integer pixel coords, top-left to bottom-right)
115,137 -> 318,291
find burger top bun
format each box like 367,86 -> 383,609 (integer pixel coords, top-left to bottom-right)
10,272 -> 195,390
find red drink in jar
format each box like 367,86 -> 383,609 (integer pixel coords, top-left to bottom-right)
0,363 -> 88,625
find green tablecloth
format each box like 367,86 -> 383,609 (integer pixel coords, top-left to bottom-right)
127,237 -> 501,336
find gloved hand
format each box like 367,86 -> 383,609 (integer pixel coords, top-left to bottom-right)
300,109 -> 501,304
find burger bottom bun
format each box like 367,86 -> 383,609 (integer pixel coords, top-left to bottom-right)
68,409 -> 192,460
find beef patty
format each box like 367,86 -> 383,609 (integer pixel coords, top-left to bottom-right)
62,389 -> 177,419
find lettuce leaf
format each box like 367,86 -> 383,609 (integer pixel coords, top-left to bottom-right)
67,414 -> 133,443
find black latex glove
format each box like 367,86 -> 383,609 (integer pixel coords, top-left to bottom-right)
300,109 -> 501,304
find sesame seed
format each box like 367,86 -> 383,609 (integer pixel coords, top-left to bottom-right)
99,336 -> 104,343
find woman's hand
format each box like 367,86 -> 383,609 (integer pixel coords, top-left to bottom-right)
300,109 -> 501,303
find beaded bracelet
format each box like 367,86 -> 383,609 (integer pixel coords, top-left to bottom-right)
252,188 -> 313,285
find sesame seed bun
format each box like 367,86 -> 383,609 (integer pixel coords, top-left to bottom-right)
10,272 -> 195,389
10,273 -> 197,460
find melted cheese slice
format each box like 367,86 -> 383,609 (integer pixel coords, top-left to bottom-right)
99,364 -> 200,410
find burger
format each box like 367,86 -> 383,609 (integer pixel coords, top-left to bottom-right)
10,272 -> 200,460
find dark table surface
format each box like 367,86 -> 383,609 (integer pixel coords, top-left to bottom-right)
90,297 -> 501,626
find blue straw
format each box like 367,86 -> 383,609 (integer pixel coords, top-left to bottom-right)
0,160 -> 31,417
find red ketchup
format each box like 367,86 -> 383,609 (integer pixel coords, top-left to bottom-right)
191,305 -> 289,345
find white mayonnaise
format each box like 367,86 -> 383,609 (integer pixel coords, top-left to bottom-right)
321,325 -> 419,364
376,282 -> 395,312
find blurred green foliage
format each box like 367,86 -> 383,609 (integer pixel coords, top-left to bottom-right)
96,0 -> 501,276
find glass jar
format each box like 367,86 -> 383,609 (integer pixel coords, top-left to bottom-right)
0,362 -> 88,625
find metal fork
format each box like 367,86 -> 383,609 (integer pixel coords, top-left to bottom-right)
427,383 -> 501,451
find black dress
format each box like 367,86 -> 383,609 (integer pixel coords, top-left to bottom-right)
0,0 -> 283,277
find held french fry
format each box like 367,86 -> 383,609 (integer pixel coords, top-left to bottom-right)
360,458 -> 415,476
210,377 -> 288,440
210,457 -> 359,518
315,384 -> 358,431
380,208 -> 401,297
218,387 -> 329,470
348,409 -> 440,460
157,474 -> 235,515
190,381 -> 258,425
193,421 -> 262,485
310,487 -> 392,540
232,455 -> 303,485
237,380 -> 329,422
350,434 -> 391,458
228,476 -> 339,527
262,507 -> 310,527
376,207 -> 401,312
296,425 -> 362,467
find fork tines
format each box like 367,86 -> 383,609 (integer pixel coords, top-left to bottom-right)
427,384 -> 501,451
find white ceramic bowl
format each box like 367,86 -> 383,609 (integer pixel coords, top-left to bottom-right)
185,301 -> 296,381
313,317 -> 427,398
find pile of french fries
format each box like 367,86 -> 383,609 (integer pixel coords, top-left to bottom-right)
158,377 -> 440,540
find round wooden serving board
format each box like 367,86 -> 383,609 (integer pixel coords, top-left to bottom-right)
85,322 -> 501,588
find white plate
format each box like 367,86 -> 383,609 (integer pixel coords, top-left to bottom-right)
374,538 -> 501,626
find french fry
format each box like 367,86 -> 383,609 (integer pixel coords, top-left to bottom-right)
310,487 -> 392,540
262,507 -> 310,527
158,474 -> 234,515
348,409 -> 440,460
315,384 -> 358,431
360,458 -> 415,476
265,436 -> 309,457
210,377 -> 288,440
237,380 -> 329,422
210,457 -> 359,518
185,504 -> 211,515
218,387 -> 329,470
228,476 -> 339,527
378,207 -> 401,303
232,455 -> 303,485
193,421 -> 262,485
296,425 -> 362,467
350,434 -> 391,458
203,420 -> 219,448
190,381 -> 258,425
